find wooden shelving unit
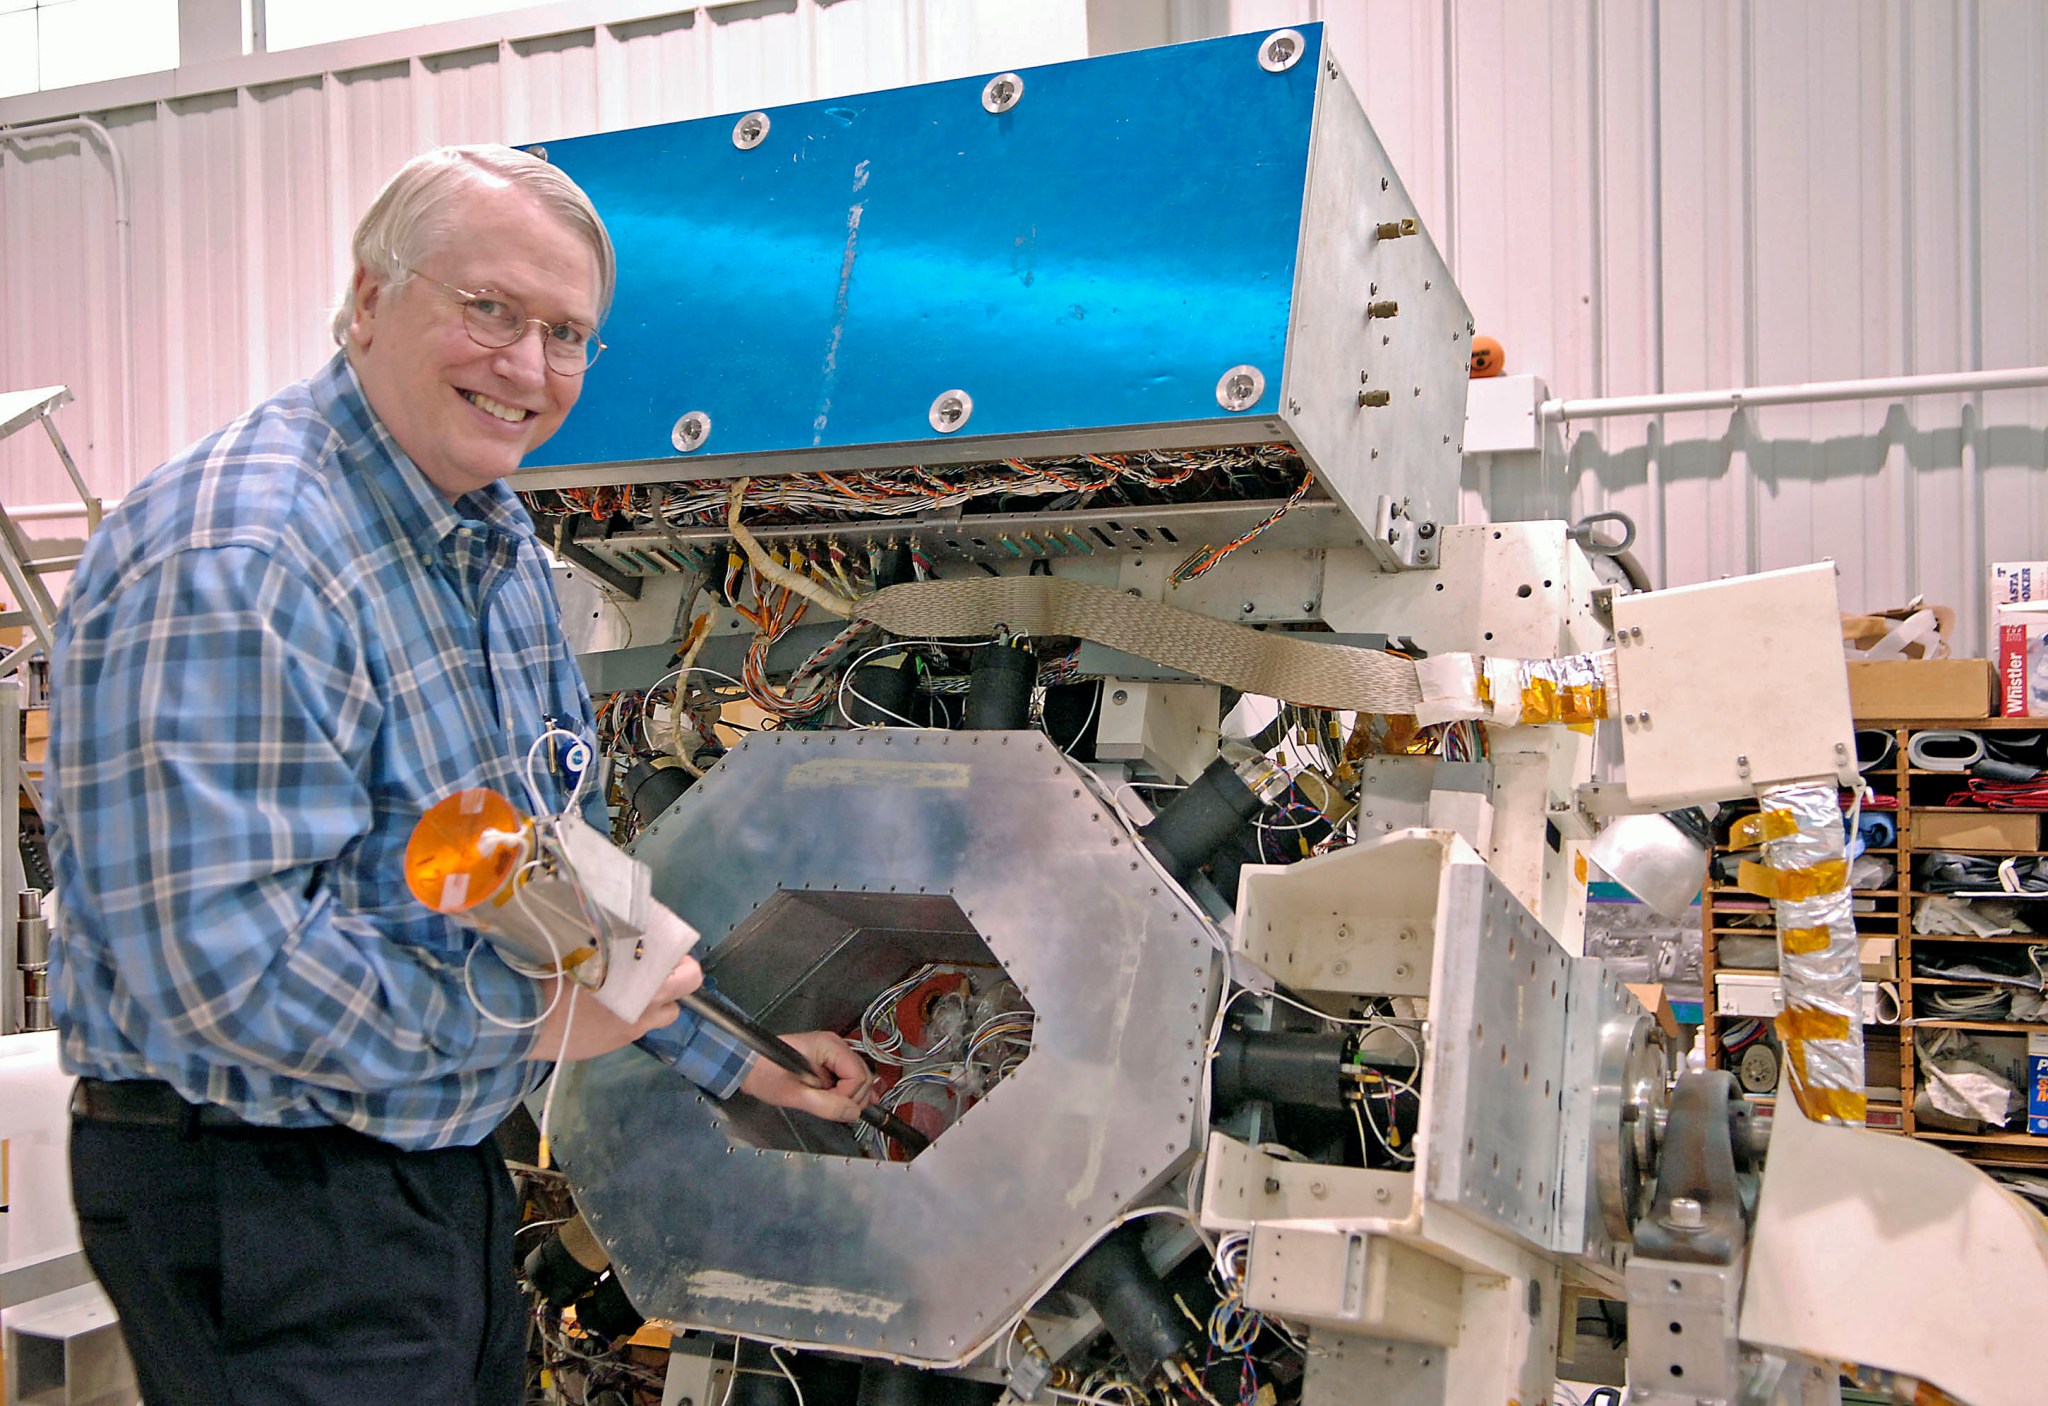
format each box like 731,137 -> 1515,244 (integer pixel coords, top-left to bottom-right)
1702,715 -> 2048,1169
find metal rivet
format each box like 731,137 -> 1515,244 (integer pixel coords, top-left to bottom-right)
671,411 -> 712,452
1258,28 -> 1306,72
1216,364 -> 1265,412
929,389 -> 973,433
1110,689 -> 1129,705
982,72 -> 1024,113
732,111 -> 771,149
527,145 -> 548,161
1240,600 -> 1256,614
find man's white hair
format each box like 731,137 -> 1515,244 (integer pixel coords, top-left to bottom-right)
331,144 -> 617,346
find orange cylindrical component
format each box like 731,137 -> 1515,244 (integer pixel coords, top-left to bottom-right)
405,788 -> 531,914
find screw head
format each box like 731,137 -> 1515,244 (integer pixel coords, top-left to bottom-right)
1667,1196 -> 1705,1230
1309,1180 -> 1328,1198
671,411 -> 712,452
526,145 -> 548,161
928,389 -> 974,433
1263,1177 -> 1281,1195
1259,28 -> 1306,72
1110,689 -> 1129,706
1216,364 -> 1266,412
732,111 -> 771,149
1240,601 -> 1256,614
1374,1185 -> 1391,1203
982,72 -> 1024,113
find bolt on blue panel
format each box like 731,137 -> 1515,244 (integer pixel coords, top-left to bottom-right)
524,27 -> 1325,474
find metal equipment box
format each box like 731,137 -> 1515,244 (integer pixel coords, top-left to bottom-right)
518,24 -> 1470,569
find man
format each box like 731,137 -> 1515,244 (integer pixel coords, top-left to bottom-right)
45,144 -> 871,1406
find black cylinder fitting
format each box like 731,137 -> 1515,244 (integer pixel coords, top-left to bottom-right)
845,656 -> 918,727
965,644 -> 1035,730
1211,1027 -> 1351,1113
1138,756 -> 1264,881
624,755 -> 693,827
522,1230 -> 604,1310
1055,1224 -> 1195,1381
576,1271 -> 646,1340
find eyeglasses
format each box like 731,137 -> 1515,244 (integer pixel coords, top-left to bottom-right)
408,269 -> 606,375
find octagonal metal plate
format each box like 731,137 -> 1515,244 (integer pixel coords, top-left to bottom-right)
551,730 -> 1216,1366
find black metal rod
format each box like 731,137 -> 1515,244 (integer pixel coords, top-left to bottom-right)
684,988 -> 931,1154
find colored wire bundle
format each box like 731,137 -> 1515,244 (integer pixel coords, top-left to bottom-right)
1169,471 -> 1317,583
527,447 -> 1311,537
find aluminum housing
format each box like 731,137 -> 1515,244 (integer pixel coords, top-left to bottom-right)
515,24 -> 1470,568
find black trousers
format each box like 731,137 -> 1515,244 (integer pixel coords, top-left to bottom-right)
70,1111 -> 524,1406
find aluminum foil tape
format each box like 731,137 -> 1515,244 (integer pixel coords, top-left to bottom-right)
1733,783 -> 1866,1125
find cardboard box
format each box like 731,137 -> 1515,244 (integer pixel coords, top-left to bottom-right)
1844,602 -> 1954,660
1859,938 -> 1897,981
2029,1033 -> 2048,1136
1910,810 -> 2040,850
1624,982 -> 1681,1038
1997,605 -> 2048,716
1992,561 -> 2048,654
1846,658 -> 1995,719
1715,972 -> 1886,1023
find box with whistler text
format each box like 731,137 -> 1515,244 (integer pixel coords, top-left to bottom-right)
1998,605 -> 2048,717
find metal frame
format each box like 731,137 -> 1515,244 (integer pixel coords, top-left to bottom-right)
552,729 -> 1219,1367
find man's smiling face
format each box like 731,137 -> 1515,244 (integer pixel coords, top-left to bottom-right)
345,179 -> 600,501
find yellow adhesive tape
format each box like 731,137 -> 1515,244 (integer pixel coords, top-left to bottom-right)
1798,1084 -> 1868,1124
1776,1008 -> 1853,1042
1517,678 -> 1608,726
1780,925 -> 1835,955
1731,810 -> 1800,847
1736,858 -> 1848,902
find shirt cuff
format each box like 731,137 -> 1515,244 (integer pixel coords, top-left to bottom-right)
636,1009 -> 756,1099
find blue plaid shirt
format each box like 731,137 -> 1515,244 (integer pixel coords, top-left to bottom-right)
47,353 -> 751,1150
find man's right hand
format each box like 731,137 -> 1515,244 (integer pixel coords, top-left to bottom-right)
524,954 -> 703,1063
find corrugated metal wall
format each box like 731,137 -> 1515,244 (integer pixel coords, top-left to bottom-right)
4,0 -> 2044,646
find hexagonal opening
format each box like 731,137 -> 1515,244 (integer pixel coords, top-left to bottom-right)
699,890 -> 1035,1161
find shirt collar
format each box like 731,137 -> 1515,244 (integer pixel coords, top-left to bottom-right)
312,352 -> 537,555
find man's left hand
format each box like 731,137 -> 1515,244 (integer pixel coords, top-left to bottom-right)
739,1030 -> 875,1123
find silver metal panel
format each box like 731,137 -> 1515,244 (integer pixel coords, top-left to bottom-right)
1625,1258 -> 1742,1406
1556,960 -> 1644,1283
1421,863 -> 1573,1251
1302,1331 -> 1449,1406
552,729 -> 1216,1367
1280,51 -> 1470,570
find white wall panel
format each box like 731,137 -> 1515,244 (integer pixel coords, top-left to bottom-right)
3,0 -> 2044,651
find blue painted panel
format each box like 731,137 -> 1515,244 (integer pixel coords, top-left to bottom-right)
528,26 -> 1322,470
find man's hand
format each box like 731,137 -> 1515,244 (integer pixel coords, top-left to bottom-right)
739,1030 -> 874,1123
524,954 -> 703,1063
